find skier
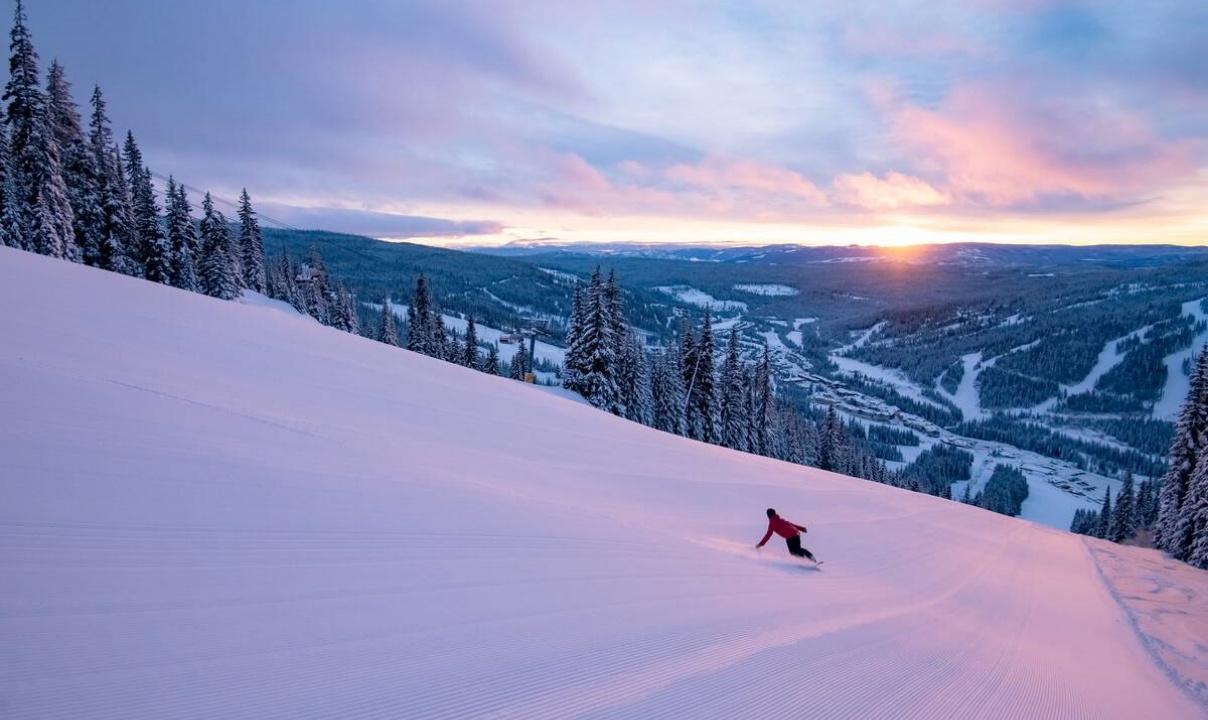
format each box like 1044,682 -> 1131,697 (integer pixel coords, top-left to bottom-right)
756,508 -> 820,563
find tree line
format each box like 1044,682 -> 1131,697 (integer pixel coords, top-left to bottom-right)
1069,346 -> 1208,568
557,268 -> 896,481
0,1 -> 268,305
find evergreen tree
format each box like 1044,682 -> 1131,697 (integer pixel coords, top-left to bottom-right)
1109,471 -> 1136,543
565,269 -> 620,412
480,345 -> 500,376
4,0 -> 74,259
561,283 -> 586,389
301,245 -> 332,324
378,299 -> 399,346
197,192 -> 238,299
718,326 -> 748,450
1156,349 -> 1208,556
86,88 -> 132,273
651,348 -> 686,435
750,343 -> 775,456
45,60 -> 100,265
407,275 -> 434,355
0,123 -> 24,249
431,307 -> 448,360
463,315 -> 480,368
237,188 -> 266,292
122,133 -> 170,281
1184,452 -> 1208,569
683,310 -> 718,443
482,343 -> 500,375
1095,487 -> 1113,539
817,407 -> 846,473
163,177 -> 197,291
509,342 -> 529,380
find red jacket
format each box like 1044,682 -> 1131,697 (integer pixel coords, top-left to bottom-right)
757,515 -> 806,547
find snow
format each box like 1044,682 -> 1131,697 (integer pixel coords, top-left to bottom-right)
1,247 -> 1203,720
1154,298 -> 1208,420
1090,540 -> 1208,709
785,318 -> 817,349
236,289 -> 306,317
936,352 -> 986,421
538,267 -> 579,282
653,285 -> 748,311
829,354 -> 947,410
732,283 -> 799,297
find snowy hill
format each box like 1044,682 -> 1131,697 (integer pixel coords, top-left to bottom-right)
1,246 -> 1204,719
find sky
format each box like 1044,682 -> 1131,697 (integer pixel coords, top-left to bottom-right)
25,0 -> 1208,247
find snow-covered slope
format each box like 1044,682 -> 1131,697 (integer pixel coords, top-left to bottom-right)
1,247 -> 1202,719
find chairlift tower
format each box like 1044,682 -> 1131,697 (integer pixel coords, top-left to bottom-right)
518,318 -> 551,383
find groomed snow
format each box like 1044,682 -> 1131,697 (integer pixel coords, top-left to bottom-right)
1,247 -> 1202,720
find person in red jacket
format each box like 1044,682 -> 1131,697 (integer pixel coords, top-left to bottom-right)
756,508 -> 818,562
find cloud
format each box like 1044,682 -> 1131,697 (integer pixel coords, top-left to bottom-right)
832,172 -> 951,210
257,203 -> 503,240
883,83 -> 1197,206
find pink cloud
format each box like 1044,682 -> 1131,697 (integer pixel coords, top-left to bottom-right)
538,153 -> 829,219
885,84 -> 1195,206
664,157 -> 829,206
832,171 -> 952,210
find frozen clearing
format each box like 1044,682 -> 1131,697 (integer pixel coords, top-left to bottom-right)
653,285 -> 748,311
732,283 -> 798,296
1,247 -> 1204,720
1154,298 -> 1208,420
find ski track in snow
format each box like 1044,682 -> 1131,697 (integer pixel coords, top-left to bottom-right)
1,248 -> 1202,720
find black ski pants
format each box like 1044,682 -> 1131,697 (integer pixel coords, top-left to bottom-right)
786,534 -> 815,560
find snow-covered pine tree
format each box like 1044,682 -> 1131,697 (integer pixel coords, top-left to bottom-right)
121,133 -> 172,282
430,307 -> 447,360
197,191 -> 239,300
561,282 -> 586,389
331,282 -> 357,333
1095,487 -> 1112,539
1109,471 -> 1135,543
163,177 -> 197,291
817,407 -> 843,472
0,123 -> 24,249
301,246 -> 332,324
378,300 -> 399,346
482,343 -> 500,375
651,348 -> 686,435
628,335 -> 653,426
751,343 -> 775,456
509,342 -> 529,381
567,270 -> 621,412
86,87 -> 132,273
1184,450 -> 1208,568
45,60 -> 101,266
407,275 -> 433,355
718,326 -> 748,451
463,315 -> 480,368
685,310 -> 719,443
237,188 -> 266,292
1156,348 -> 1208,556
4,0 -> 74,259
